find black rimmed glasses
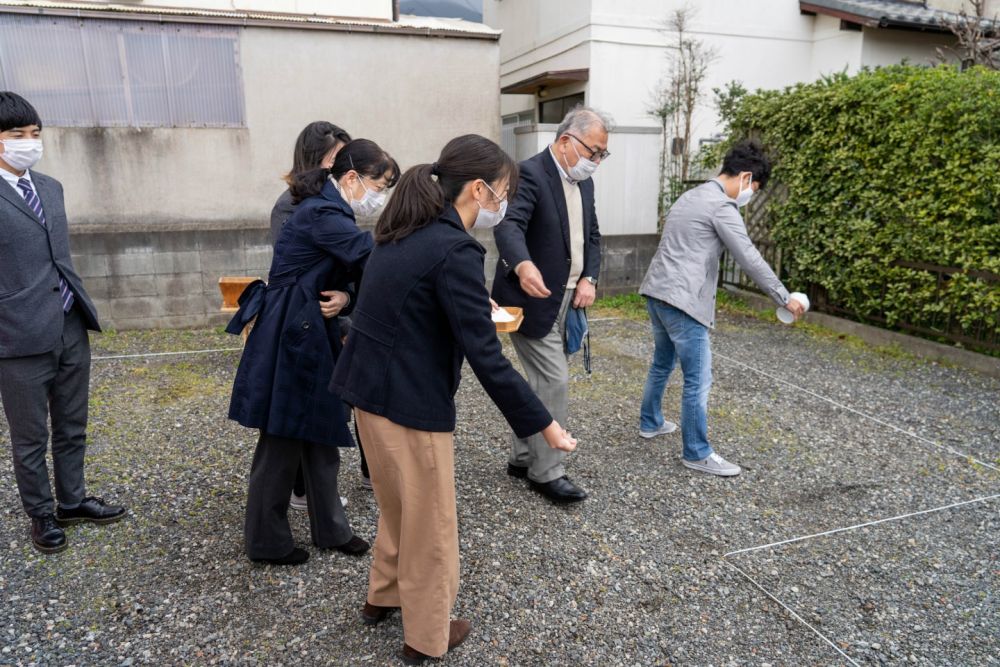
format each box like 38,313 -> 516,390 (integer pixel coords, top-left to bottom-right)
566,133 -> 611,161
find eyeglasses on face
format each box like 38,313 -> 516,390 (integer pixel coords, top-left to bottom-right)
566,133 -> 610,161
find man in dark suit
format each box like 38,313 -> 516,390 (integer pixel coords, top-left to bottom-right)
0,92 -> 125,554
491,106 -> 612,503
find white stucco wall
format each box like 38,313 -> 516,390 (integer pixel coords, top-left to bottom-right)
484,0 -> 592,65
38,25 -> 500,225
810,14 -> 864,76
514,124 -> 660,236
861,26 -> 955,68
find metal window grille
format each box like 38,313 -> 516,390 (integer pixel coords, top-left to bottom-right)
500,111 -> 532,158
0,14 -> 246,128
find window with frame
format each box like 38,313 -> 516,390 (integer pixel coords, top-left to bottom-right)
538,93 -> 584,125
0,14 -> 246,128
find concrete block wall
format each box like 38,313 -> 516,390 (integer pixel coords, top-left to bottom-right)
596,234 -> 660,298
68,224 -> 657,330
70,223 -> 274,330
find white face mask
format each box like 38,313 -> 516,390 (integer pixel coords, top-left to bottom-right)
348,175 -> 386,217
473,181 -> 508,229
734,173 -> 754,207
0,138 -> 43,171
567,141 -> 599,182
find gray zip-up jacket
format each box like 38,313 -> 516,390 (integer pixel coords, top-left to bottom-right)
639,179 -> 789,328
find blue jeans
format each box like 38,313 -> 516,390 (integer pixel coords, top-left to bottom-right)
639,298 -> 713,461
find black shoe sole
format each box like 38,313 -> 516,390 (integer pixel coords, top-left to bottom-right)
56,512 -> 126,527
506,464 -> 528,479
250,554 -> 310,566
334,545 -> 371,556
527,484 -> 588,504
33,540 -> 68,554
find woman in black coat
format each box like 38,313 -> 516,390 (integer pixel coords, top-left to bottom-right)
331,135 -> 577,663
229,139 -> 399,566
269,121 -> 373,510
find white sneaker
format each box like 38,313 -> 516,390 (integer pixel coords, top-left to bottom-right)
289,492 -> 308,511
682,452 -> 741,477
290,493 -> 348,509
639,421 -> 678,439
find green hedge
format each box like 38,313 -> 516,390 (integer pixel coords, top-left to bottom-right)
711,65 -> 1000,353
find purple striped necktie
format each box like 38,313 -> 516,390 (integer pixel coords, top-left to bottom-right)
17,177 -> 75,313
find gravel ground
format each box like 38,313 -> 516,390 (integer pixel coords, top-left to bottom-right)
0,309 -> 997,666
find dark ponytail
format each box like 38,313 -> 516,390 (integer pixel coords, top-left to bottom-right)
375,134 -> 518,244
289,138 -> 400,205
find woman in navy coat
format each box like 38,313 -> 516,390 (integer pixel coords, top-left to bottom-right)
228,139 -> 399,565
331,135 -> 577,663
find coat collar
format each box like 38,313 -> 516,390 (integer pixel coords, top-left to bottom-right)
536,149 -> 572,255
320,178 -> 355,217
0,170 -> 44,226
439,205 -> 466,232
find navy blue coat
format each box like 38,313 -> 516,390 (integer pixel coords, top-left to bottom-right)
331,207 -> 552,438
228,180 -> 372,447
490,149 -> 601,338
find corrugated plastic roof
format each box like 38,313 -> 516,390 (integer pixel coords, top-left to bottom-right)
0,0 -> 500,38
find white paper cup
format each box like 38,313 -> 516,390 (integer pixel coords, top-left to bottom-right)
777,292 -> 810,324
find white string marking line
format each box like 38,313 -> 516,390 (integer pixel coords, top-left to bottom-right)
724,560 -> 863,667
725,493 -> 1000,558
591,317 -> 998,472
712,351 -> 1000,473
92,348 -> 242,361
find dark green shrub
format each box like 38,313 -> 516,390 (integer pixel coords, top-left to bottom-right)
713,65 -> 999,352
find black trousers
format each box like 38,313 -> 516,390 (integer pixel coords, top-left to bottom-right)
292,412 -> 368,495
0,306 -> 89,517
244,431 -> 353,559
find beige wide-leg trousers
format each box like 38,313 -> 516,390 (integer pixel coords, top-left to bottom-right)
355,409 -> 459,657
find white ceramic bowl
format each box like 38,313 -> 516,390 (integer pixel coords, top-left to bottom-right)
777,292 -> 810,324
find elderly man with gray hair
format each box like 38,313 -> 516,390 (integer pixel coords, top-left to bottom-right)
491,105 -> 613,504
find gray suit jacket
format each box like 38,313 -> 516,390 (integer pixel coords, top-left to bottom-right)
640,179 -> 789,328
270,188 -> 295,246
0,170 -> 100,358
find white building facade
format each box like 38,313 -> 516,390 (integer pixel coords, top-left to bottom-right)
485,0 -> 964,240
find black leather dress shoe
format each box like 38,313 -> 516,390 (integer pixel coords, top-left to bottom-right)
56,496 -> 126,525
332,535 -> 370,556
251,547 -> 310,566
528,476 -> 588,504
31,515 -> 68,554
506,463 -> 528,479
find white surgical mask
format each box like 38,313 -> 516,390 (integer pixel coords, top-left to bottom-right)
734,173 -> 754,207
473,181 -> 508,229
0,138 -> 43,171
567,142 -> 599,182
348,176 -> 386,217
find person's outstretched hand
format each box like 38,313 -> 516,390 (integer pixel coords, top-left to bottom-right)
515,261 -> 551,299
542,420 -> 577,452
784,297 -> 805,321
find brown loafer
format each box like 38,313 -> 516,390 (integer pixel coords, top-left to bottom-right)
401,619 -> 471,665
360,602 -> 398,626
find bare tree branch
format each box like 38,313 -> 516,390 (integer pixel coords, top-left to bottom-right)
936,0 -> 1000,70
647,4 -> 717,226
